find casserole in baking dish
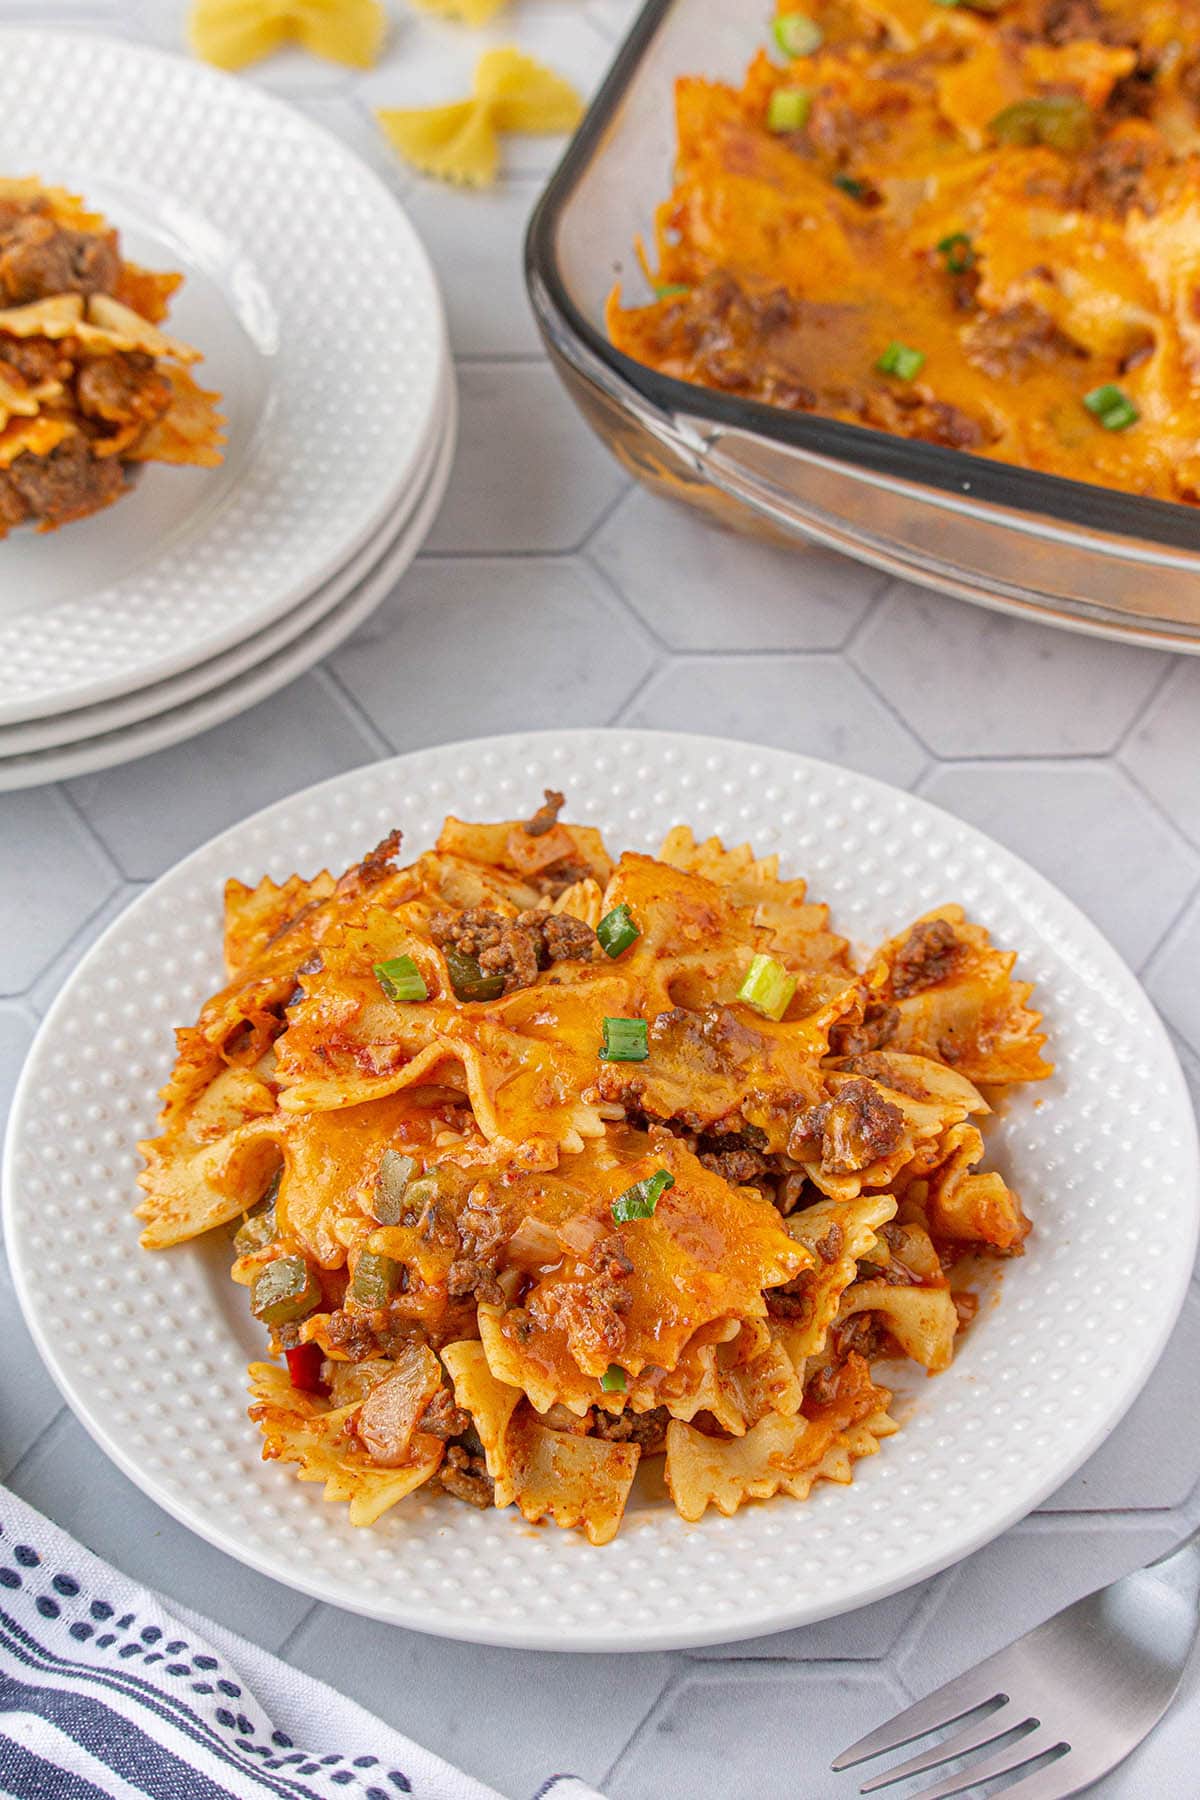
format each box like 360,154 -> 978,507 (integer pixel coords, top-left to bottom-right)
526,0 -> 1200,650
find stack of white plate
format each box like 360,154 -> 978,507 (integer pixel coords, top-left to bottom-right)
0,30 -> 455,790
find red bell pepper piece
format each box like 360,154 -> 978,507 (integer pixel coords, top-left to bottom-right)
285,1341 -> 327,1395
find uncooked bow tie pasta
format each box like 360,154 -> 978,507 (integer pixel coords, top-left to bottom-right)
189,0 -> 387,71
376,50 -> 584,187
137,796 -> 1051,1546
409,0 -> 510,26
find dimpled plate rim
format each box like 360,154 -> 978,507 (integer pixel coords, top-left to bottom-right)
0,348 -> 455,760
0,383 -> 456,790
4,730 -> 1197,1653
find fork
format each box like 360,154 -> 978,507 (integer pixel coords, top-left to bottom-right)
831,1526 -> 1200,1798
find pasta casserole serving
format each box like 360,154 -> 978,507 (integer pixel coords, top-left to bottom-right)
607,0 -> 1200,504
0,177 -> 223,536
137,797 -> 1050,1545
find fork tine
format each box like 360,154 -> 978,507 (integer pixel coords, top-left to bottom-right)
977,1754 -> 1085,1800
901,1727 -> 1066,1800
830,1676 -> 1005,1771
857,1707 -> 1036,1793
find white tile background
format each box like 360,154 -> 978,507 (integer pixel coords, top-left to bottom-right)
1,4 -> 1199,1797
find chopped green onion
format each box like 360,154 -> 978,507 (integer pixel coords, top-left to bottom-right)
351,1249 -> 403,1310
767,87 -> 812,133
373,955 -> 428,1003
600,1364 -> 629,1393
401,1174 -> 444,1219
597,903 -> 640,958
445,947 -> 505,1002
234,1168 -> 282,1254
250,1256 -> 321,1328
738,952 -> 798,1021
655,282 -> 691,300
373,1149 -> 417,1225
990,96 -> 1092,153
1098,399 -> 1139,430
1083,383 -> 1139,430
772,12 -> 823,57
937,231 -> 976,275
877,340 -> 926,381
833,173 -> 866,199
599,1016 -> 649,1063
234,1207 -> 277,1255
612,1168 -> 674,1223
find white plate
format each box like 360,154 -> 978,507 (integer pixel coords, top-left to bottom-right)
0,28 -> 447,726
4,732 -> 1196,1651
0,349 -> 454,756
0,384 -> 455,790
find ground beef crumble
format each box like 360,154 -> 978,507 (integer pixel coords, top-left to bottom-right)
828,1000 -> 900,1058
417,1388 -> 470,1442
431,905 -> 596,994
833,1312 -> 887,1361
890,918 -> 963,998
554,1236 -> 634,1358
696,1131 -> 769,1187
589,1405 -> 670,1453
1065,135 -> 1164,219
77,351 -> 172,426
438,1443 -> 494,1509
1,438 -> 127,533
788,1077 -> 905,1175
765,1268 -> 818,1321
961,303 -> 1086,380
524,788 -> 566,836
812,1222 -> 845,1264
0,209 -> 120,304
446,1203 -> 506,1306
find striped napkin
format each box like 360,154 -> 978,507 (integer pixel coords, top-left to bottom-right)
0,1486 -> 605,1800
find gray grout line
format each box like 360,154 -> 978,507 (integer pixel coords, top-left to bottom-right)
2,1404 -> 69,1490
455,352 -> 552,367
414,547 -> 614,564
1136,875 -> 1200,980
599,1663 -> 686,1792
904,746 -> 1165,765
570,477 -> 637,558
52,781 -> 127,884
308,663 -> 395,760
1110,655 -> 1180,757
606,655 -> 666,726
577,545 -> 676,656
0,991 -> 38,1024
1117,757 -> 1200,864
270,1599 -> 322,1666
841,647 -> 941,762
3,874 -> 131,1008
888,1572 -> 957,1694
838,572 -> 894,655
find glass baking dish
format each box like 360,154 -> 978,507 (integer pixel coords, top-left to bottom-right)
525,0 -> 1200,652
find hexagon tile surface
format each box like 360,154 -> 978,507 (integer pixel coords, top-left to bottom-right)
1,5 -> 1199,1799
853,581 -> 1171,757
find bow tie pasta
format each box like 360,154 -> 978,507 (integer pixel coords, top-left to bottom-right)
138,792 -> 1050,1545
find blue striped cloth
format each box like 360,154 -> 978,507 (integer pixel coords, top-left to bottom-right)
0,1486 -> 605,1800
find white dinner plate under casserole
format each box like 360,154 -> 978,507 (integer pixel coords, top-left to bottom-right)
0,29 -> 447,727
0,350 -> 455,768
5,732 -> 1197,1650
